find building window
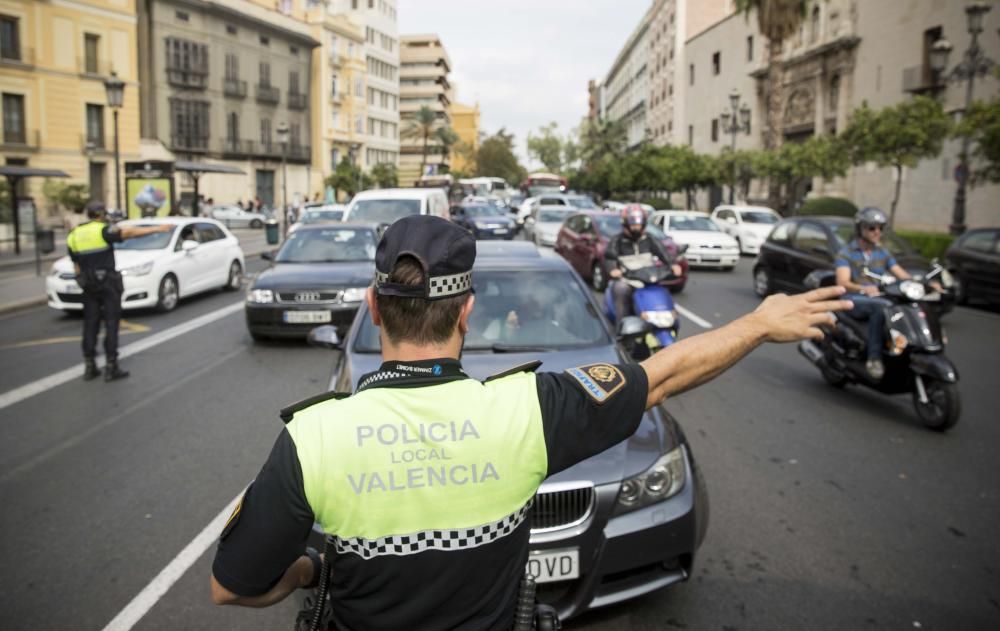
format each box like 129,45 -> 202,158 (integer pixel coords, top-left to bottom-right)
810,6 -> 820,43
923,26 -> 943,85
290,46 -> 298,56
84,33 -> 100,74
290,123 -> 301,148
331,148 -> 340,170
712,51 -> 720,75
747,36 -> 754,61
169,99 -> 209,150
0,14 -> 21,61
331,74 -> 338,97
2,92 -> 26,143
225,53 -> 239,80
259,62 -> 270,86
355,77 -> 363,97
260,118 -> 272,150
86,103 -> 104,148
368,0 -> 374,8
668,121 -> 672,132
260,35 -> 269,46
289,71 -> 300,95
354,115 -> 362,133
711,118 -> 718,142
175,10 -> 189,22
88,162 -> 106,203
165,37 -> 209,88
687,124 -> 693,146
689,63 -> 694,85
226,24 -> 237,35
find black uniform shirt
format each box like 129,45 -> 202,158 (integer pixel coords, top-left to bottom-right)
604,232 -> 672,270
212,358 -> 649,630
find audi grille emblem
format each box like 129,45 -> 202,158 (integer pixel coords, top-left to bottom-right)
295,291 -> 322,302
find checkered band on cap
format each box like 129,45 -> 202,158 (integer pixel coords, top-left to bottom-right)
374,270 -> 472,299
335,499 -> 532,559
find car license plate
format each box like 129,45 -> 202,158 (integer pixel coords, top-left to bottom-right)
494,228 -> 508,234
63,283 -> 82,294
526,549 -> 579,583
703,257 -> 720,263
283,310 -> 331,324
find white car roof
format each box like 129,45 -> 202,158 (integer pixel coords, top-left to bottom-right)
119,217 -> 203,226
712,205 -> 778,214
351,188 -> 444,201
654,210 -> 708,217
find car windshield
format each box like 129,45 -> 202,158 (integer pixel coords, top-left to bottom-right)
275,227 -> 377,263
669,215 -> 719,231
349,199 -> 421,224
740,211 -> 779,224
302,210 -> 343,223
567,196 -> 598,209
537,209 -> 571,223
830,222 -> 914,256
114,225 -> 175,250
354,270 -> 609,352
464,205 -> 501,217
593,214 -> 623,238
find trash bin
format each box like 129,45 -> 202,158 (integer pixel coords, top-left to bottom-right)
36,229 -> 55,255
264,219 -> 280,245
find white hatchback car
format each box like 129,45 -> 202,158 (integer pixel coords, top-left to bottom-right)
710,205 -> 781,255
650,210 -> 740,270
210,205 -> 271,229
47,217 -> 246,313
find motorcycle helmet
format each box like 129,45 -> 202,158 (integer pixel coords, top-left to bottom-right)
620,204 -> 647,238
855,207 -> 888,236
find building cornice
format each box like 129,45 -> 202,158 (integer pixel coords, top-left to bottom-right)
167,0 -> 321,47
750,35 -> 860,78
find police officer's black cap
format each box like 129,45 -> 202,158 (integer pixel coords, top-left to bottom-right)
85,200 -> 107,218
375,215 -> 476,300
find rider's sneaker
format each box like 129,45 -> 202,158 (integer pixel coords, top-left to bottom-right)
865,358 -> 885,381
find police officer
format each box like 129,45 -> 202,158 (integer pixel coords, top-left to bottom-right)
210,215 -> 851,629
68,201 -> 171,381
605,204 -> 682,319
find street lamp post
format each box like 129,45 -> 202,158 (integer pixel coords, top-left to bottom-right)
103,72 -> 125,213
276,121 -> 289,237
929,2 -> 996,236
720,89 -> 752,204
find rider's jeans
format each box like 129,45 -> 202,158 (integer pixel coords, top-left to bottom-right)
611,279 -> 633,320
846,294 -> 892,359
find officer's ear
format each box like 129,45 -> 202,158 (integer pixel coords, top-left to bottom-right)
366,286 -> 382,327
457,293 -> 475,335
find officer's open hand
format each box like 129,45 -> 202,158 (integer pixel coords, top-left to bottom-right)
750,286 -> 853,343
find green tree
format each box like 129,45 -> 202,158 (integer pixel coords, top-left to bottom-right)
841,96 -> 952,227
475,129 -> 527,185
369,163 -> 398,188
435,126 -> 460,172
324,158 -> 371,200
452,140 -> 478,174
578,118 -> 627,167
954,97 -> 1000,185
527,122 -> 565,172
403,105 -> 438,176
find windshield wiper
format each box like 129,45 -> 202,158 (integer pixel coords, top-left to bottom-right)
464,343 -> 557,353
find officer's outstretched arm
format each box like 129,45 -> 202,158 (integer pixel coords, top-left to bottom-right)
640,286 -> 851,409
210,556 -> 314,607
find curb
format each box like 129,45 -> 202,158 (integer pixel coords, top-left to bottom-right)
0,247 -> 272,317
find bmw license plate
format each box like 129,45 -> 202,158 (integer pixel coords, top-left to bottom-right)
283,310 -> 331,324
526,549 -> 579,583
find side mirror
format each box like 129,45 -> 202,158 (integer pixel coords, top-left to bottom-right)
181,239 -> 199,252
803,270 -> 837,289
307,325 -> 342,349
616,315 -> 654,339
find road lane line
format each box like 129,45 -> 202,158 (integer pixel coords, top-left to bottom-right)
0,321 -> 150,350
677,304 -> 713,329
0,301 -> 244,412
101,492 -> 243,631
0,347 -> 244,485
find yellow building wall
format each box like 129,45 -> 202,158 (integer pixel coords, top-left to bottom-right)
449,101 -> 479,174
0,0 -> 139,224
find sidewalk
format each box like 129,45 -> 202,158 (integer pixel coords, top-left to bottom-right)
0,227 -> 272,315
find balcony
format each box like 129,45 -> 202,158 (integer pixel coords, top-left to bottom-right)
256,84 -> 280,105
1,46 -> 35,68
81,133 -> 111,154
1,129 -> 40,152
220,138 -> 252,158
78,56 -> 113,78
288,92 -> 308,110
170,135 -> 209,153
902,66 -> 945,95
285,143 -> 311,162
167,67 -> 208,89
224,79 -> 247,99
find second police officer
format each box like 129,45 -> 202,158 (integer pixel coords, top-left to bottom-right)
210,215 -> 852,629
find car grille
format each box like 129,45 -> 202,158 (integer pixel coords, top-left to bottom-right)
58,272 -> 77,280
531,485 -> 595,532
276,290 -> 343,304
56,293 -> 84,303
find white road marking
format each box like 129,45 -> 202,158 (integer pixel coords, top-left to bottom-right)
0,301 -> 244,412
101,492 -> 243,631
676,304 -> 713,329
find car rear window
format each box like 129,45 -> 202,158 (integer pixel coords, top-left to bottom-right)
740,211 -> 778,224
354,270 -> 609,352
668,215 -> 719,231
349,199 -> 421,224
275,227 -> 377,263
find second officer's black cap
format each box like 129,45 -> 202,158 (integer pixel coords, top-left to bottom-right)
374,215 -> 476,300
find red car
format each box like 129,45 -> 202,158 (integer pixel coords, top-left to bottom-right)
554,210 -> 689,292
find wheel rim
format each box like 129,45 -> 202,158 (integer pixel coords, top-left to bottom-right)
754,269 -> 769,295
228,262 -> 241,289
161,277 -> 178,310
592,264 -> 604,289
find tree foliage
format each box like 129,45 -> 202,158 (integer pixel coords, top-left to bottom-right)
527,122 -> 568,172
955,97 -> 1000,185
369,163 -> 398,188
475,128 -> 527,185
435,126 -> 460,170
325,158 -> 371,199
403,105 -> 438,175
42,179 -> 90,213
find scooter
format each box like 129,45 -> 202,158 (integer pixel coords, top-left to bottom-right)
604,263 -> 680,357
798,266 -> 961,431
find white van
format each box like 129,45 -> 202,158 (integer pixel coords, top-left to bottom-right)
343,188 -> 450,225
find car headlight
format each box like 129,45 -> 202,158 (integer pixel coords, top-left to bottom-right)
900,280 -> 926,301
246,288 -> 274,303
50,265 -> 61,277
641,309 -> 676,328
613,446 -> 687,516
121,260 -> 154,276
341,287 -> 367,302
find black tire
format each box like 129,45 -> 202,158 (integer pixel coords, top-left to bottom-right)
913,379 -> 961,431
821,363 -> 848,388
156,274 -> 179,313
722,266 -> 735,272
951,272 -> 968,305
249,330 -> 268,342
591,261 -> 608,292
672,282 -> 685,294
224,260 -> 242,291
753,266 -> 771,297
249,219 -> 263,229
734,236 -> 742,254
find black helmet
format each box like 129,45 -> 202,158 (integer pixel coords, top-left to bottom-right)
620,204 -> 647,237
855,207 -> 887,235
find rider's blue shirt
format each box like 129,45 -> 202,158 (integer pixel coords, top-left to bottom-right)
835,239 -> 896,287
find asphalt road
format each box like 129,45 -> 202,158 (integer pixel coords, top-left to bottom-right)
0,254 -> 998,630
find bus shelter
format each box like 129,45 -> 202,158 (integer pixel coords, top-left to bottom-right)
0,165 -> 70,256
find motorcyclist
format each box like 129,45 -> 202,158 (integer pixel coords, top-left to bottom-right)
834,207 -> 912,380
605,205 -> 682,320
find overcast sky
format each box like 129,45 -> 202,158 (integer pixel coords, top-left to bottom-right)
398,0 -> 651,168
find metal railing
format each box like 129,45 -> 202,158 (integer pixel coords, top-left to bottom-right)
256,84 -> 280,105
1,128 -> 40,150
0,45 -> 35,67
167,67 -> 209,89
224,78 -> 247,98
170,135 -> 208,152
81,132 -> 110,152
288,92 -> 308,110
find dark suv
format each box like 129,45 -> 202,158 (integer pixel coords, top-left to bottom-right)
752,216 -> 954,310
944,228 -> 1000,305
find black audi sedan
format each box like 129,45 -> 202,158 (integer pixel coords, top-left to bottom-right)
450,201 -> 516,240
308,242 -> 708,620
752,215 -> 955,310
944,227 -> 1000,305
245,223 -> 378,341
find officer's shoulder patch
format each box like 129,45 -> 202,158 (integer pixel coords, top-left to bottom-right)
280,391 -> 351,424
564,363 -> 626,405
484,360 -> 543,382
220,493 -> 244,540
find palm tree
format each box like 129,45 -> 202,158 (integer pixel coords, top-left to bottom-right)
435,126 -> 460,170
734,0 -> 810,151
403,105 -> 438,176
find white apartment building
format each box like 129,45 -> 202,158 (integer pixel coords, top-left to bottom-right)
601,5 -> 653,150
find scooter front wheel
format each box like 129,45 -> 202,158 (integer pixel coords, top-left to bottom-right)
913,378 -> 961,431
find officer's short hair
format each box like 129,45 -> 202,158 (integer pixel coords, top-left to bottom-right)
375,255 -> 468,345
85,200 -> 107,220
